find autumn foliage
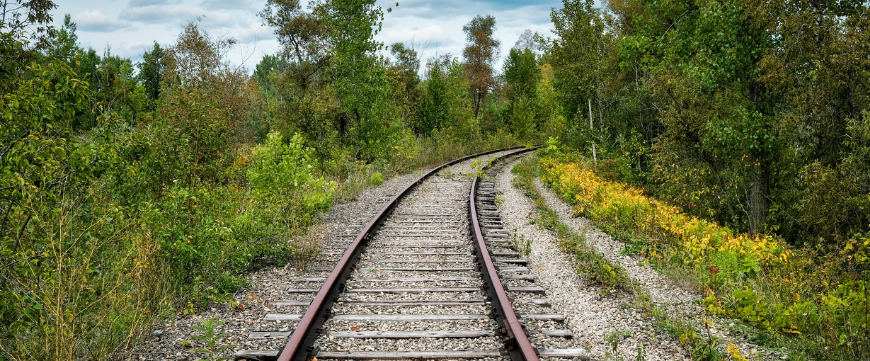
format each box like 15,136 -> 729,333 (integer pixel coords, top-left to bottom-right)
540,143 -> 870,359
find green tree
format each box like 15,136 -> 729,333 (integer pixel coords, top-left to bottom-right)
765,0 -> 870,244
252,53 -> 287,95
138,41 -> 164,103
0,56 -> 98,360
0,0 -> 57,92
322,0 -> 392,161
388,42 -> 421,127
462,15 -> 499,119
0,0 -> 56,48
503,47 -> 541,140
259,0 -> 330,96
549,0 -> 605,124
259,0 -> 335,151
417,55 -> 469,137
46,14 -> 78,64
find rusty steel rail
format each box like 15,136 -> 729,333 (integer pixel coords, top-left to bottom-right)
276,146 -> 529,361
469,148 -> 539,361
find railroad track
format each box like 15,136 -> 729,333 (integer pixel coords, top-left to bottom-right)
235,148 -> 588,360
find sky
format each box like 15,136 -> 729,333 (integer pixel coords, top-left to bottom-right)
49,0 -> 581,73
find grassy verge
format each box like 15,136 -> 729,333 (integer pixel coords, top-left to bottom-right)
536,141 -> 870,360
511,155 -> 733,360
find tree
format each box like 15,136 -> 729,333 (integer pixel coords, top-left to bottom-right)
765,0 -> 870,244
163,21 -> 237,88
462,15 -> 499,119
253,53 -> 287,91
549,0 -> 605,125
0,0 -> 56,92
390,42 -> 419,76
417,55 -> 468,136
503,47 -> 541,140
46,14 -> 78,64
259,0 -> 329,95
514,29 -> 537,53
388,42 -> 421,126
322,0 -> 391,161
614,0 -> 777,234
0,0 -> 56,48
138,42 -> 164,102
503,48 -> 539,103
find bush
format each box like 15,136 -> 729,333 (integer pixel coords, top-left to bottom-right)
247,131 -> 336,230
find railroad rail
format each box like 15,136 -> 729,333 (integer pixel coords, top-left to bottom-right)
235,148 -> 588,360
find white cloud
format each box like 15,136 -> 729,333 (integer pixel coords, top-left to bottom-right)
200,0 -> 254,11
119,5 -> 200,24
74,10 -> 135,32
119,4 -> 246,28
233,22 -> 276,44
128,0 -> 182,6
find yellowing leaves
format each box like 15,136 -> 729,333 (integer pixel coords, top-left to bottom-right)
541,157 -> 790,267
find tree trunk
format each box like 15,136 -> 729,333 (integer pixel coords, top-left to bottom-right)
748,160 -> 769,236
588,98 -> 593,129
472,91 -> 484,119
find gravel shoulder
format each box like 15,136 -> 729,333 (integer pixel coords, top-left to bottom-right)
532,177 -> 786,360
495,154 -> 782,361
494,157 -> 690,361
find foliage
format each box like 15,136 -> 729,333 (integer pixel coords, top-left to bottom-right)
247,131 -> 336,231
0,0 -> 56,49
417,56 -> 470,137
190,317 -> 232,361
544,0 -> 870,355
1,16 -> 336,360
0,57 -> 161,360
462,15 -> 500,119
511,155 -> 632,293
513,153 -> 733,360
137,42 -> 164,103
387,42 -> 421,128
503,48 -> 540,141
548,0 -> 607,122
540,145 -> 870,359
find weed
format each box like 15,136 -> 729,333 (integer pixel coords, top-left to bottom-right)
513,234 -> 532,257
606,329 -> 631,353
635,344 -> 647,361
471,158 -> 482,172
511,156 -> 632,293
369,171 -> 384,186
190,317 -> 232,361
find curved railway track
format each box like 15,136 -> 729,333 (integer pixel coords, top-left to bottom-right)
235,148 -> 588,361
